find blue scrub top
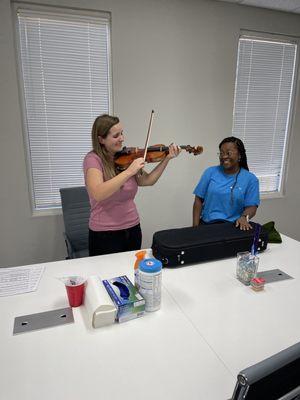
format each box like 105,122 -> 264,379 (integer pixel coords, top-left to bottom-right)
193,166 -> 260,223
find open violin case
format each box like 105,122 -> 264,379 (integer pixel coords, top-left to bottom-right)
151,222 -> 268,268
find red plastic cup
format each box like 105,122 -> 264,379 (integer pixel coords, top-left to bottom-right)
65,281 -> 85,307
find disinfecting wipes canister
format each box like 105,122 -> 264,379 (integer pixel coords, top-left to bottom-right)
138,258 -> 162,312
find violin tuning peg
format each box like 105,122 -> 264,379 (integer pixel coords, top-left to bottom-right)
194,146 -> 203,155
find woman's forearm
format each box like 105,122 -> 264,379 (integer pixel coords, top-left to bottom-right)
193,197 -> 203,226
87,158 -> 145,202
87,169 -> 132,202
138,157 -> 170,186
242,206 -> 257,219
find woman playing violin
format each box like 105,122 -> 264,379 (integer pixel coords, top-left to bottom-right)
83,114 -> 180,256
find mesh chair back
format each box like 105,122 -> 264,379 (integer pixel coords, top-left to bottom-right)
60,186 -> 90,258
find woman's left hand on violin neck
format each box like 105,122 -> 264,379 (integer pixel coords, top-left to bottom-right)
165,143 -> 181,160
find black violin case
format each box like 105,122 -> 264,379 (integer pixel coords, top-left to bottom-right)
151,222 -> 268,267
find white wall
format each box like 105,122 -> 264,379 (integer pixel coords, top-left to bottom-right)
1,0 -> 300,267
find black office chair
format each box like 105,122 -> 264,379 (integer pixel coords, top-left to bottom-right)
59,186 -> 90,259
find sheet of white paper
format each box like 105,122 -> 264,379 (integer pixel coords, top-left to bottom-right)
0,265 -> 45,296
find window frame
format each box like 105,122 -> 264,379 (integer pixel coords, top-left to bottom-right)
232,30 -> 300,200
12,2 -> 113,216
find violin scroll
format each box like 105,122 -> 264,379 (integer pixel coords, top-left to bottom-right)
183,145 -> 204,156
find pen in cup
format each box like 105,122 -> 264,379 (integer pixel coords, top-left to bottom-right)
251,223 -> 261,256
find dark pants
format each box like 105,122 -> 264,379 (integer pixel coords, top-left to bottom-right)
89,224 -> 142,257
200,220 -> 226,225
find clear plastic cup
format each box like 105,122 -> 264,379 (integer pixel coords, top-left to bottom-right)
236,252 -> 259,285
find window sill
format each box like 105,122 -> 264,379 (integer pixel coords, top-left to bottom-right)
260,192 -> 284,200
32,208 -> 62,217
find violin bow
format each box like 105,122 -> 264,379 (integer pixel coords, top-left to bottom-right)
143,110 -> 155,162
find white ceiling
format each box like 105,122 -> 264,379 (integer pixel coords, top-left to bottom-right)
217,0 -> 300,14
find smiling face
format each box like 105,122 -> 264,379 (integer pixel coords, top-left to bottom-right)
219,142 -> 240,173
99,122 -> 124,155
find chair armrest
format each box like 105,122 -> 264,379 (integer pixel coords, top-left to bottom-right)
63,232 -> 75,259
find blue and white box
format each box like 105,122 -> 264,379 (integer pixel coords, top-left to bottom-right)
102,275 -> 145,323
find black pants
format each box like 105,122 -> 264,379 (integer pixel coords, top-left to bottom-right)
200,220 -> 226,225
89,224 -> 142,257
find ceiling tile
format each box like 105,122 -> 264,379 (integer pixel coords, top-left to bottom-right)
217,0 -> 300,13
217,0 -> 242,2
242,0 -> 300,11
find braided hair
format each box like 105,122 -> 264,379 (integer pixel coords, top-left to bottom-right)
219,136 -> 249,171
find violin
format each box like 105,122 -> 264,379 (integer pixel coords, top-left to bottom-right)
114,144 -> 203,171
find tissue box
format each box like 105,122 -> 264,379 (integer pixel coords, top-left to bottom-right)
102,275 -> 145,323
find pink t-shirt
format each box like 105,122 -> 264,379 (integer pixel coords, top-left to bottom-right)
83,151 -> 140,231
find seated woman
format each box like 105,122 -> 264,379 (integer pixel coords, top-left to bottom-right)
192,136 -> 259,231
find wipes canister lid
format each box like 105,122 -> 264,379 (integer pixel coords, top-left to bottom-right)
139,258 -> 162,273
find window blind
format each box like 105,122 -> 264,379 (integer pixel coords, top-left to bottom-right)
232,35 -> 297,193
16,7 -> 111,210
